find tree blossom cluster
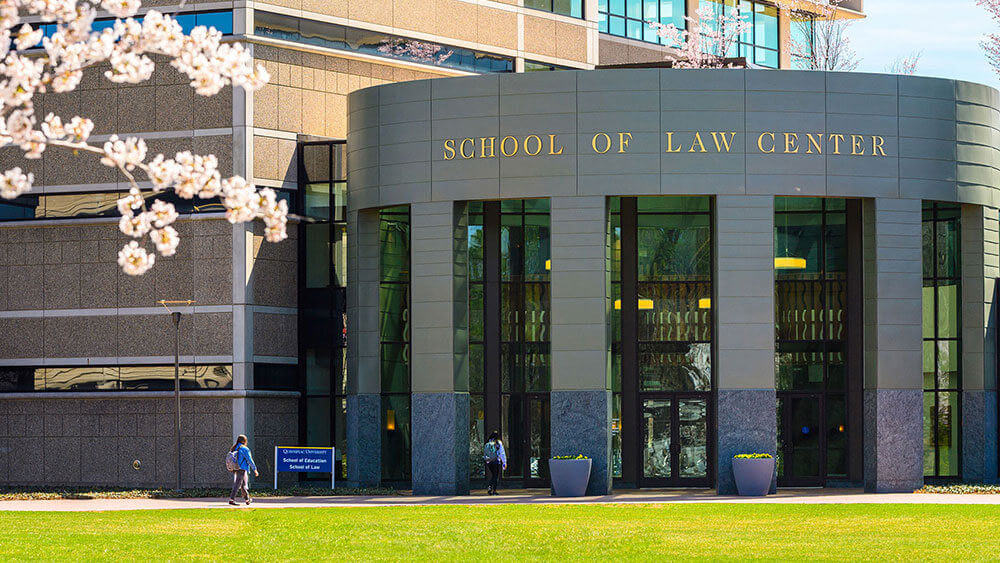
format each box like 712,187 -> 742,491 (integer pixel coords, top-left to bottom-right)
0,0 -> 278,276
978,0 -> 1000,78
377,38 -> 453,65
650,5 -> 751,69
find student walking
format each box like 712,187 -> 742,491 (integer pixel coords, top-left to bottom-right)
228,435 -> 259,506
483,431 -> 507,495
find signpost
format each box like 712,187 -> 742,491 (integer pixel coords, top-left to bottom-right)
274,446 -> 335,489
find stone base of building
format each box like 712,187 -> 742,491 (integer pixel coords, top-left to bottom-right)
347,393 -> 381,487
551,390 -> 612,496
411,392 -> 470,495
962,390 -> 999,483
864,389 -> 924,493
0,394 -> 298,489
715,389 -> 777,496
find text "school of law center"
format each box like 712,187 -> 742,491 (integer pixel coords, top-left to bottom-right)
442,131 -> 890,159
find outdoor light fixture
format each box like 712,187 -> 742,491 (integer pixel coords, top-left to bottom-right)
698,298 -> 711,309
614,299 -> 654,310
545,259 -> 550,270
386,409 -> 396,430
157,299 -> 195,492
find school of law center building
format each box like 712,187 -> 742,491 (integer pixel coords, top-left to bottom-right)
347,68 -> 1000,495
4,0 -> 995,495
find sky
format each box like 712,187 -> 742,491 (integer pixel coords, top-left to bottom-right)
850,0 -> 997,85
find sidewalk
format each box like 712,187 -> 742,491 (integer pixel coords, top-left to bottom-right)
1,488 -> 999,511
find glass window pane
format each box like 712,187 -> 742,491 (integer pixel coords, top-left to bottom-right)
502,394 -> 523,478
381,395 -> 411,480
936,340 -> 959,390
304,183 -> 331,219
936,283 -> 959,338
470,284 -> 484,342
922,340 -> 935,390
642,398 -> 672,478
380,343 -> 409,392
936,217 -> 959,278
335,397 -> 347,479
637,214 -> 711,281
305,223 -> 331,289
470,343 -> 485,393
380,212 -> 410,282
379,284 -> 409,342
776,343 -> 824,391
776,280 -> 825,341
305,348 -> 331,394
826,394 -> 847,477
639,342 -> 711,391
922,281 -> 935,339
638,282 -> 712,342
612,393 -> 623,478
923,391 -> 936,475
937,391 -> 960,476
306,397 -> 331,447
637,196 -> 709,213
45,367 -> 119,391
470,395 -> 486,478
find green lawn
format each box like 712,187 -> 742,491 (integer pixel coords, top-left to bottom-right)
1,504 -> 998,560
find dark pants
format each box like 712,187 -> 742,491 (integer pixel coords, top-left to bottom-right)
231,469 -> 249,501
487,461 -> 502,492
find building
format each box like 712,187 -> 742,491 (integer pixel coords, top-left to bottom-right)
7,0 -> 994,495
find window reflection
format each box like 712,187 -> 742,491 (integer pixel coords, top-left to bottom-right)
599,0 -> 685,46
0,364 -> 235,392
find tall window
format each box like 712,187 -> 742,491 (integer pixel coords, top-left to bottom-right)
525,0 -> 583,19
598,0 -> 686,45
379,206 -> 411,482
298,140 -> 347,481
774,197 -> 849,485
469,200 -> 551,484
922,202 -> 961,478
611,196 -> 713,487
790,12 -> 815,69
704,0 -> 779,68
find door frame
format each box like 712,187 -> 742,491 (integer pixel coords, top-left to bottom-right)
636,391 -> 714,488
777,391 -> 826,487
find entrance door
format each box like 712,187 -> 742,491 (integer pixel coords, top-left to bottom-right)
639,394 -> 711,487
777,393 -> 824,487
502,394 -> 550,487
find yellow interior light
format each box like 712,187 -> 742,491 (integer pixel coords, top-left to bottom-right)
774,257 -> 807,270
545,259 -> 550,270
614,299 -> 655,310
386,410 -> 396,431
698,298 -> 711,309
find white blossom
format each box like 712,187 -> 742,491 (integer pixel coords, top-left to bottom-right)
150,225 -> 179,256
1,0 -> 278,275
118,210 -> 152,238
117,241 -> 155,275
0,167 -> 33,199
149,199 -> 178,227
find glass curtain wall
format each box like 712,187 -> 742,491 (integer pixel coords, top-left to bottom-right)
380,206 -> 411,482
703,0 -> 780,68
598,0 -> 686,45
468,200 -> 551,485
922,202 -> 961,478
774,197 -> 849,486
298,141 -> 348,481
611,196 -> 713,487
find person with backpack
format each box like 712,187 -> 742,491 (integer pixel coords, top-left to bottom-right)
483,431 -> 507,495
227,434 -> 259,505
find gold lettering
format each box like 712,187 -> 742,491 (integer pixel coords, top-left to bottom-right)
500,136 -> 518,157
689,132 -> 707,153
784,133 -> 799,154
851,134 -> 865,156
872,135 -> 886,157
806,134 -> 823,154
665,132 -> 683,153
480,137 -> 496,158
711,132 -> 736,152
592,132 -> 612,154
459,138 -> 475,159
443,139 -> 456,160
524,134 -> 543,156
757,132 -> 776,153
548,134 -> 564,155
618,132 -> 633,153
829,134 -> 845,154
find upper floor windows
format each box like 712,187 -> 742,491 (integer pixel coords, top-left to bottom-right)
254,11 -> 514,74
704,0 -> 778,69
599,0 -> 686,45
526,0 -> 584,19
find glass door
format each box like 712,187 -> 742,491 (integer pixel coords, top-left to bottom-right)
639,394 -> 710,487
777,393 -> 824,487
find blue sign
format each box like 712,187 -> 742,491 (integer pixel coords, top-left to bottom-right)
276,447 -> 333,472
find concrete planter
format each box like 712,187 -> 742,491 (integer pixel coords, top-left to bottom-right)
732,457 -> 774,496
549,459 -> 592,497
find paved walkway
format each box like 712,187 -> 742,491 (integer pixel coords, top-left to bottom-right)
1,488 -> 999,511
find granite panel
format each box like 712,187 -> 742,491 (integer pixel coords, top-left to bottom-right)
411,392 -> 469,495
962,390 -> 999,482
347,393 -> 381,487
863,389 -> 924,492
550,390 -> 612,495
716,389 -> 777,495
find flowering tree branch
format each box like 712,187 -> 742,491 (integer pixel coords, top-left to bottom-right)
778,0 -> 860,71
0,0 -> 278,276
886,51 -> 922,75
978,0 -> 1000,77
649,5 -> 751,69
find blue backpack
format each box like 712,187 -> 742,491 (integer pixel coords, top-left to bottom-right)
484,441 -> 499,463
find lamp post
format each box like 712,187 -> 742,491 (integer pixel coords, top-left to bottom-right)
157,299 -> 195,492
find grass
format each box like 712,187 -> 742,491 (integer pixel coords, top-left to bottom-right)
1,504 -> 999,560
0,486 -> 397,501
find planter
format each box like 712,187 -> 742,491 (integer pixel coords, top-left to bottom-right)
732,457 -> 775,496
549,458 -> 592,497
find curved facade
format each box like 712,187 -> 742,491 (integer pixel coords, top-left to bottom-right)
346,69 -> 1000,494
